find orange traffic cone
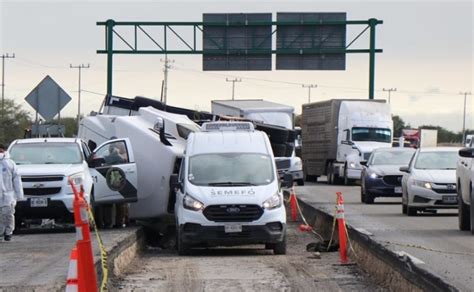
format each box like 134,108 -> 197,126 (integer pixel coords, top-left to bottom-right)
289,187 -> 298,222
70,180 -> 98,292
65,247 -> 78,292
336,192 -> 348,264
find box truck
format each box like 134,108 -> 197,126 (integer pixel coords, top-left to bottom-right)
302,99 -> 393,184
211,99 -> 303,185
401,128 -> 438,148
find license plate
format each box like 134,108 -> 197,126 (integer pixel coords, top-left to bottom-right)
224,224 -> 242,233
30,198 -> 48,207
442,196 -> 457,204
394,187 -> 402,194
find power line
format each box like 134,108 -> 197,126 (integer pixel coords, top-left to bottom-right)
226,78 -> 242,100
70,63 -> 90,130
460,91 -> 472,144
1,53 -> 16,141
382,88 -> 397,104
302,84 -> 317,103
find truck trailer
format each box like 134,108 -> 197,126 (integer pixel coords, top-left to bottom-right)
301,99 -> 393,184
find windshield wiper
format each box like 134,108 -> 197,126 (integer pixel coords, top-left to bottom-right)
208,182 -> 256,186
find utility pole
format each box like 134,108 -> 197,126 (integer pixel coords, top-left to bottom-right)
460,91 -> 472,144
1,53 -> 15,142
160,55 -> 174,105
382,88 -> 397,104
226,78 -> 242,100
302,84 -> 317,103
70,63 -> 90,130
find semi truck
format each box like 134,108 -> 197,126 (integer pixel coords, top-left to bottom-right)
78,95 -> 201,224
301,99 -> 393,184
211,99 -> 303,185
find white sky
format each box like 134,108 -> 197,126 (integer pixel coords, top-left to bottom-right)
1,0 -> 472,131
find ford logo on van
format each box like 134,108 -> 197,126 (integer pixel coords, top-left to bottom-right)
226,207 -> 241,214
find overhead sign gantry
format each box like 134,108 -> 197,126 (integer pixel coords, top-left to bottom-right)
97,13 -> 382,99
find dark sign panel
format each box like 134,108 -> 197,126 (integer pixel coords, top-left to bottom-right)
276,13 -> 347,70
203,13 -> 272,71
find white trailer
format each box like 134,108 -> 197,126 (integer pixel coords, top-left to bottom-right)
302,99 -> 393,184
419,129 -> 438,148
78,96 -> 200,221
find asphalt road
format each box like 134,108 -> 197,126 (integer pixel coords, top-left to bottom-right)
296,180 -> 474,292
113,221 -> 379,291
0,226 -> 139,291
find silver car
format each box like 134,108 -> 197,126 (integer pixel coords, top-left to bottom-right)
400,147 -> 460,216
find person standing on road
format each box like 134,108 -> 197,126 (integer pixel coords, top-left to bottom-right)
0,143 -> 24,241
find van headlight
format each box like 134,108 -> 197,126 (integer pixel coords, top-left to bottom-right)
413,180 -> 432,189
262,193 -> 282,210
68,173 -> 85,186
183,194 -> 204,211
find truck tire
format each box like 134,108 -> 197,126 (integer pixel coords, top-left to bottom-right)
256,124 -> 289,144
458,185 -> 470,231
271,143 -> 287,157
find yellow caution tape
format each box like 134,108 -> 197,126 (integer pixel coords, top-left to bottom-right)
87,206 -> 109,292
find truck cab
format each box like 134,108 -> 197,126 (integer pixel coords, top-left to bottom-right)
8,137 -> 137,225
173,122 -> 287,255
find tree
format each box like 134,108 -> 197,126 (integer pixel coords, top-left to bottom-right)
392,115 -> 405,137
0,99 -> 33,145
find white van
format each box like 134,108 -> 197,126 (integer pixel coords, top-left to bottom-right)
172,122 -> 288,255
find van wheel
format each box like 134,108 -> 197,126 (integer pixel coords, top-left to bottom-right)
458,187 -> 471,231
272,235 -> 287,255
176,227 -> 190,256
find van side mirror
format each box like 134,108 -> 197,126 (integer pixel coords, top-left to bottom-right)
399,166 -> 410,173
282,173 -> 293,188
87,156 -> 105,168
170,174 -> 181,192
459,148 -> 474,158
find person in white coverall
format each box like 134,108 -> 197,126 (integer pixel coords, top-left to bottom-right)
0,144 -> 23,241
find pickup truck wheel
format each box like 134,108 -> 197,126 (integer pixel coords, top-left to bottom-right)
407,203 -> 417,216
458,185 -> 471,231
177,227 -> 190,256
273,235 -> 287,255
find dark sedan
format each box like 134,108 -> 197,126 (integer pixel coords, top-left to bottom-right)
360,147 -> 416,204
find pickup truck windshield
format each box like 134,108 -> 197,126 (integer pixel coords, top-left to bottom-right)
188,153 -> 274,186
414,151 -> 459,170
10,143 -> 83,165
352,127 -> 391,143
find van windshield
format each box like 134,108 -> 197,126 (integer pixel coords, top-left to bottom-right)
10,143 -> 83,165
352,127 -> 391,143
188,153 -> 274,186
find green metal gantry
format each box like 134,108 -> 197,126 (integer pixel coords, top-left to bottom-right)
97,18 -> 383,99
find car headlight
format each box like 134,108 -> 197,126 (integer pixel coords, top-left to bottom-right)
413,180 -> 432,189
68,173 -> 85,186
183,194 -> 204,211
262,193 -> 282,210
369,172 -> 380,179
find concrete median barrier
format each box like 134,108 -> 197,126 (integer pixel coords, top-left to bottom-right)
297,198 -> 458,292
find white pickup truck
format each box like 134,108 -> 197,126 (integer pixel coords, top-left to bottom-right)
457,145 -> 474,234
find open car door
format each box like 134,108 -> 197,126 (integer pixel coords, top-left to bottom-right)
88,138 -> 138,204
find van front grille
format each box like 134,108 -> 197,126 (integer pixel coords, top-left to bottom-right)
203,204 -> 264,222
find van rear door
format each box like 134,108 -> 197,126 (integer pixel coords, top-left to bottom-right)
89,138 -> 138,204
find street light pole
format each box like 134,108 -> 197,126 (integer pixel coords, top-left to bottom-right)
1,53 -> 15,141
302,84 -> 317,103
382,88 -> 397,104
460,91 -> 472,144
